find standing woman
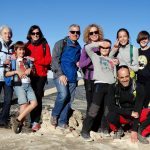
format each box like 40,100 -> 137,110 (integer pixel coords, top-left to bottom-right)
79,24 -> 104,112
26,25 -> 52,131
0,25 -> 13,127
109,28 -> 139,75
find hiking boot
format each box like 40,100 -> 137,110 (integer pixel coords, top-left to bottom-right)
32,122 -> 41,132
113,127 -> 124,139
11,117 -> 23,134
21,126 -> 32,133
0,121 -> 11,129
50,116 -> 57,126
138,126 -> 149,144
81,132 -> 93,142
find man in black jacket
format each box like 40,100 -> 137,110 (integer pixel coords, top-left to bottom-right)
107,65 -> 150,144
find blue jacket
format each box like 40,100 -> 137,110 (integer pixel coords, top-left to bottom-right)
52,37 -> 81,83
61,38 -> 81,82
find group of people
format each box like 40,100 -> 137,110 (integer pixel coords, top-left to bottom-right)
0,25 -> 52,133
0,23 -> 150,144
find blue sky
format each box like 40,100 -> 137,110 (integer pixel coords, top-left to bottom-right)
0,0 -> 150,50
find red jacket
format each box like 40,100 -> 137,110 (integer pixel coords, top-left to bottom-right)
26,43 -> 52,77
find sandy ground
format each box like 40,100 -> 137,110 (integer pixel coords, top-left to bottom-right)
0,81 -> 150,150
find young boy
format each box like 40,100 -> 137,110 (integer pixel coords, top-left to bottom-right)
137,31 -> 150,108
4,41 -> 37,133
81,39 -> 118,141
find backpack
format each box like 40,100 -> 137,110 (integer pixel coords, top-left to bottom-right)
4,59 -> 17,86
4,59 -> 23,86
51,38 -> 67,73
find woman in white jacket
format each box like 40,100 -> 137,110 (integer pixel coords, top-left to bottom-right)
0,25 -> 13,127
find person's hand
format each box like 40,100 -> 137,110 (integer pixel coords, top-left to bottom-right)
98,41 -> 104,47
4,59 -> 10,65
112,58 -> 119,65
112,40 -> 120,51
76,61 -> 79,67
24,56 -> 34,61
15,70 -> 25,79
11,54 -> 16,60
130,131 -> 138,143
59,75 -> 68,86
24,68 -> 32,75
131,111 -> 139,118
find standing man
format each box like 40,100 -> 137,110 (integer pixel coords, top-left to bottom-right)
51,24 -> 81,128
107,65 -> 150,144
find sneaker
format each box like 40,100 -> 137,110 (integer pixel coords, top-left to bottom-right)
113,127 -> 124,139
50,116 -> 57,126
138,127 -> 149,144
32,122 -> 41,132
11,117 -> 23,134
57,123 -> 68,129
81,132 -> 93,142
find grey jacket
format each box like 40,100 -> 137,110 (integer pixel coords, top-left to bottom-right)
109,44 -> 139,72
85,42 -> 116,84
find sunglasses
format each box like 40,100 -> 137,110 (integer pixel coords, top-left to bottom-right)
31,32 -> 40,35
70,31 -> 80,35
89,31 -> 99,35
100,46 -> 111,50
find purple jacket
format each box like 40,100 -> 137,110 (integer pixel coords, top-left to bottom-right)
79,46 -> 99,80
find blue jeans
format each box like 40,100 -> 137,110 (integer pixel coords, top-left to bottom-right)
0,81 -> 13,123
52,78 -> 77,126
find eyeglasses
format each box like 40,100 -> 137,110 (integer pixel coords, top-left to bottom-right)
31,32 -> 40,35
70,31 -> 80,35
89,31 -> 99,36
100,46 -> 111,50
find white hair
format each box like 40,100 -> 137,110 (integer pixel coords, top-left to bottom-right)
0,25 -> 13,38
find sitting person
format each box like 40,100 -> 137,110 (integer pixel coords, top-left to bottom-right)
107,65 -> 150,144
4,41 -> 37,133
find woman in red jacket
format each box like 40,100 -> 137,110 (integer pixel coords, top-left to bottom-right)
26,25 -> 52,131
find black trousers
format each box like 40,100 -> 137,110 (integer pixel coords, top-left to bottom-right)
30,76 -> 47,123
84,79 -> 95,112
82,83 -> 110,134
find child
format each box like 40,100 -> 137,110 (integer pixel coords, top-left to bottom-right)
136,31 -> 150,108
4,41 -> 37,133
81,39 -> 118,141
109,28 -> 139,78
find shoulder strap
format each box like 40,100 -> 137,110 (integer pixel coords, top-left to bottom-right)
60,38 -> 67,56
114,83 -> 121,108
11,59 -> 16,70
130,45 -> 133,65
0,41 -> 2,51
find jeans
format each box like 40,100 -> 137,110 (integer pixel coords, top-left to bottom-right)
14,83 -> 37,105
0,81 -> 13,123
52,78 -> 77,126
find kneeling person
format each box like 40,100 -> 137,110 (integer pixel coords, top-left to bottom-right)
107,65 -> 150,144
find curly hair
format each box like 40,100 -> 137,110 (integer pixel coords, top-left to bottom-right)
83,24 -> 104,44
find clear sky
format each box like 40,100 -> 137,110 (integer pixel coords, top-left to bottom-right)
0,0 -> 150,49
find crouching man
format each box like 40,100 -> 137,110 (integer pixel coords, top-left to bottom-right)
107,65 -> 150,144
